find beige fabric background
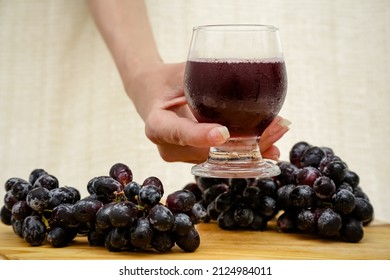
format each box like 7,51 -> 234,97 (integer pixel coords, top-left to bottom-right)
0,0 -> 389,222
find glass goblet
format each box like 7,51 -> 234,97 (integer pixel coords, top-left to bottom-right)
184,24 -> 287,178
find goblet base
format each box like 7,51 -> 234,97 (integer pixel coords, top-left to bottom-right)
191,159 -> 280,179
191,137 -> 281,179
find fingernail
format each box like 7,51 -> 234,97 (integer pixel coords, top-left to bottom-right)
271,118 -> 291,134
278,118 -> 292,128
208,126 -> 230,144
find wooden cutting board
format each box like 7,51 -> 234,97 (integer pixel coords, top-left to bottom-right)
0,220 -> 389,260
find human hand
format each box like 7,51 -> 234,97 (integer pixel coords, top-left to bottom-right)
126,62 -> 290,164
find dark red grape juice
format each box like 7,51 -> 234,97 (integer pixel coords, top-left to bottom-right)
184,58 -> 287,137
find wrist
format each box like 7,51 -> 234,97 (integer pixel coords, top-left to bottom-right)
122,59 -> 164,119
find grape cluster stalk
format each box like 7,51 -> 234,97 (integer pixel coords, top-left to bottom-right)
182,141 -> 374,243
1,163 -> 205,252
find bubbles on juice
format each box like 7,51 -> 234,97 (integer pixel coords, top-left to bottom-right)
191,57 -> 285,64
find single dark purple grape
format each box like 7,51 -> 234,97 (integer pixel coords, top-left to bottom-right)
105,227 -> 129,251
353,187 -> 370,201
11,200 -> 32,221
22,215 -> 46,246
104,230 -> 121,252
187,202 -> 207,224
295,166 -> 322,187
276,184 -> 296,210
87,175 -> 123,196
206,200 -> 220,221
217,209 -> 237,230
352,197 -> 374,224
214,191 -> 234,212
323,160 -> 348,184
260,196 -> 277,218
229,178 -> 249,195
72,198 -> 103,224
343,170 -> 360,188
148,204 -> 174,232
242,186 -> 260,209
289,141 -> 311,168
77,223 -> 91,236
4,190 -> 18,211
138,184 -> 162,208
82,194 -> 99,202
320,146 -> 335,157
195,176 -> 229,192
10,180 -> 32,201
276,211 -> 296,233
49,187 -> 76,209
87,229 -> 106,246
65,186 -> 81,203
300,146 -> 326,168
29,169 -> 48,185
109,163 -> 133,186
166,190 -> 196,213
109,200 -> 138,228
1,205 -> 12,225
175,226 -> 200,252
87,176 -> 99,194
252,177 -> 278,196
33,174 -> 59,190
337,182 -> 354,193
47,227 -> 74,247
332,189 -> 356,215
318,155 -> 343,172
340,217 -> 364,243
276,161 -> 299,186
313,176 -> 336,199
289,185 -> 316,209
26,186 -> 52,211
202,183 -> 229,205
182,182 -> 203,201
91,176 -> 123,203
51,203 -> 79,228
5,177 -> 26,191
248,214 -> 268,231
124,181 -> 141,203
296,209 -> 317,233
151,231 -> 175,252
129,217 -> 154,248
317,208 -> 342,237
233,207 -> 254,227
142,176 -> 164,196
95,202 -> 115,231
11,217 -> 23,237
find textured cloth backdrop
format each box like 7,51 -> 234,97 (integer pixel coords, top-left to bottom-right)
0,0 -> 389,221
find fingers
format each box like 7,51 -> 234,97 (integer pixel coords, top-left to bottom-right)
145,111 -> 230,148
260,116 -> 291,154
261,145 -> 281,161
146,110 -> 290,162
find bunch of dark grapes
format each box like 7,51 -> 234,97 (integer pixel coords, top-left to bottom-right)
182,176 -> 280,231
1,163 -> 205,252
1,169 -> 81,247
275,141 -> 374,242
181,141 -> 374,243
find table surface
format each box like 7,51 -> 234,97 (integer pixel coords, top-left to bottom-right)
0,220 -> 389,260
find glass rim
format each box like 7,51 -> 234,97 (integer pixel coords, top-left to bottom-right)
193,24 -> 279,32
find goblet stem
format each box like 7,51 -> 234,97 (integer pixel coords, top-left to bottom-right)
191,137 -> 281,178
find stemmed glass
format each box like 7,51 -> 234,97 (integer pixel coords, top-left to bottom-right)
184,24 -> 287,178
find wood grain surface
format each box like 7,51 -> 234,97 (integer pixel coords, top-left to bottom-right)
0,220 -> 389,260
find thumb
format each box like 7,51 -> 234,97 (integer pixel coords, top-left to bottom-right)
146,114 -> 230,148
